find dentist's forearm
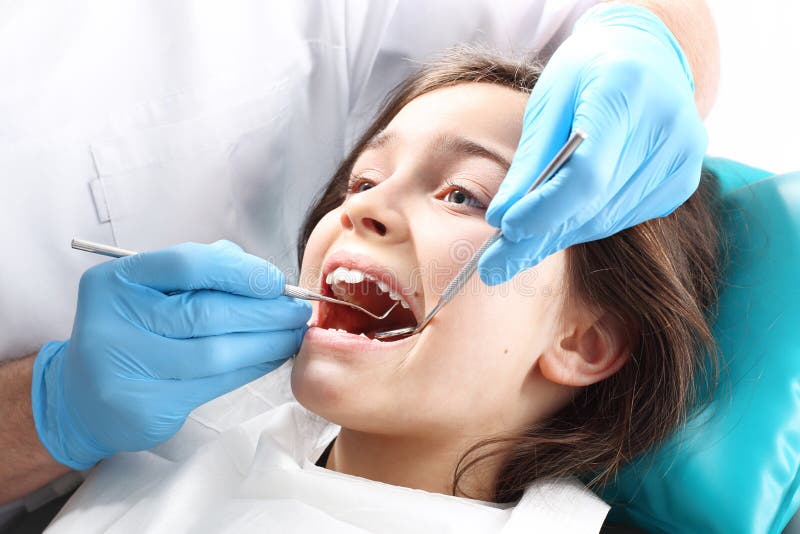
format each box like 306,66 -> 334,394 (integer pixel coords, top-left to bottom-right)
609,0 -> 720,117
0,354 -> 70,504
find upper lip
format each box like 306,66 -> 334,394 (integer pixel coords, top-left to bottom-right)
320,250 -> 424,323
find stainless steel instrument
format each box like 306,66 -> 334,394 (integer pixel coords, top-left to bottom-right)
70,239 -> 399,320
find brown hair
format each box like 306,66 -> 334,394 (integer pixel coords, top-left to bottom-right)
297,48 -> 722,503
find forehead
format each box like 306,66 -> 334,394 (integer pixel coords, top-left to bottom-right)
385,82 -> 529,151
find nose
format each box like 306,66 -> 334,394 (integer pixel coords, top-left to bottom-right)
339,185 -> 410,243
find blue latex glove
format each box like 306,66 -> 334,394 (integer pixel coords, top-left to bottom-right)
479,3 -> 707,284
31,240 -> 311,469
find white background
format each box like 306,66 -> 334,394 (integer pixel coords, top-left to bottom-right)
705,0 -> 800,174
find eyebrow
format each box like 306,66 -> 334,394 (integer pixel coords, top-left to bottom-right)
363,130 -> 512,171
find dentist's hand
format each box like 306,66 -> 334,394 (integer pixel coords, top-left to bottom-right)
31,240 -> 311,469
480,4 -> 707,284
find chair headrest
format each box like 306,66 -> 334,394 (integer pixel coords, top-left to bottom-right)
601,158 -> 800,533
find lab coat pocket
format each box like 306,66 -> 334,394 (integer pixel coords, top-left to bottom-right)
87,68 -> 301,261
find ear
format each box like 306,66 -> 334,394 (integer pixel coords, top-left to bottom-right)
539,310 -> 632,387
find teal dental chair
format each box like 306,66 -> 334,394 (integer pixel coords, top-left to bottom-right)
600,158 -> 800,533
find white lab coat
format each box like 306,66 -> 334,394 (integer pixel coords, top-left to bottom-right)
44,360 -> 610,533
0,0 -> 596,361
0,0 -> 599,525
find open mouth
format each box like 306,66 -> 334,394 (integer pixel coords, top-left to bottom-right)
316,264 -> 419,340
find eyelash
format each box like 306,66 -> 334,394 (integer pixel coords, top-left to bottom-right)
347,174 -> 486,210
346,174 -> 373,194
439,178 -> 486,210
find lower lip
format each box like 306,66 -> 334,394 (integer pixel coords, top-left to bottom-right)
303,325 -> 418,353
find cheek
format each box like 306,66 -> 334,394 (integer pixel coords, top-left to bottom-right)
409,256 -> 567,410
298,210 -> 342,289
413,223 -> 565,360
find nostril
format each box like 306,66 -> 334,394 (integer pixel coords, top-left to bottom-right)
340,213 -> 354,230
363,218 -> 387,236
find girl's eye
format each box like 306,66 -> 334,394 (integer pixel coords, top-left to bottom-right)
354,181 -> 374,193
348,176 -> 376,194
442,187 -> 485,209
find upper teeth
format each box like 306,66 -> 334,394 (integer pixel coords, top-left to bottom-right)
325,266 -> 409,309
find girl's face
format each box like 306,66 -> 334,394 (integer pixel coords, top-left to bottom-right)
293,83 -> 576,442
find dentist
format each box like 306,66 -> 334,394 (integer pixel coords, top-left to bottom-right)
0,0 -> 718,526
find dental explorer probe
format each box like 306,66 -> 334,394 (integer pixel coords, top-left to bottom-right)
373,129 -> 587,340
70,239 -> 399,320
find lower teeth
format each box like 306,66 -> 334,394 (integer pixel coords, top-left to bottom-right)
325,327 -> 379,340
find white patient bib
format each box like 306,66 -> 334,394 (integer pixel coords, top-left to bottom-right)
45,361 -> 609,533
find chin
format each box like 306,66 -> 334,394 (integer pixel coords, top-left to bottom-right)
290,348 -> 403,434
291,351 -> 329,409
290,348 -> 357,422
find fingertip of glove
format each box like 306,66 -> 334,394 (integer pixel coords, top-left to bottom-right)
247,262 -> 285,298
295,325 -> 309,348
478,269 -> 509,286
485,202 -> 506,227
281,295 -> 312,316
477,251 -> 511,287
296,300 -> 313,321
499,217 -> 524,243
211,239 -> 243,252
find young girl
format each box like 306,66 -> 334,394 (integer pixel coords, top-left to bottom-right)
47,49 -> 721,533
